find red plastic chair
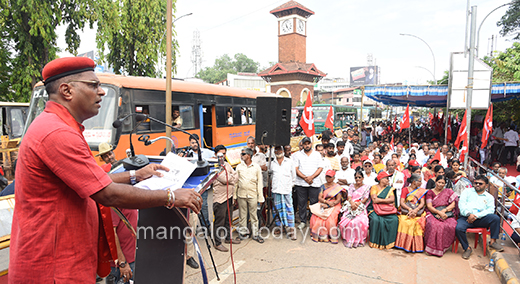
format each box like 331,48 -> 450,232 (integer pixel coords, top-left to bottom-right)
452,228 -> 491,256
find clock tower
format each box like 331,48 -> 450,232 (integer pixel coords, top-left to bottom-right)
259,1 -> 326,107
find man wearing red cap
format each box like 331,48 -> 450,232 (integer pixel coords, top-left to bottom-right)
10,57 -> 202,283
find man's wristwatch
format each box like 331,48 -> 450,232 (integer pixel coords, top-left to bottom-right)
129,170 -> 137,185
119,261 -> 127,268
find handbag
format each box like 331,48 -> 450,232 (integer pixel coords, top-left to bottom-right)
401,201 -> 425,215
433,205 -> 454,219
310,202 -> 333,220
373,202 -> 397,216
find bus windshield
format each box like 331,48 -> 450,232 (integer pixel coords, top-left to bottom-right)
23,85 -> 117,149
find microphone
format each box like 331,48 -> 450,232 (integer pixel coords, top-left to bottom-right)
112,113 -> 140,128
119,113 -> 150,171
217,153 -> 224,167
140,114 -> 210,176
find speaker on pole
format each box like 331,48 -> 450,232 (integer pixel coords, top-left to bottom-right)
255,96 -> 291,146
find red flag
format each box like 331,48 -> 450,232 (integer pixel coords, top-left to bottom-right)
393,115 -> 397,132
447,115 -> 452,142
390,135 -> 395,152
456,113 -> 459,121
299,92 -> 315,137
459,139 -> 468,162
399,104 -> 410,132
324,105 -> 334,131
454,110 -> 468,149
481,104 -> 493,148
432,148 -> 441,162
428,112 -> 433,121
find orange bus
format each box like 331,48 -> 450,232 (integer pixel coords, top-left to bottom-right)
26,73 -> 270,164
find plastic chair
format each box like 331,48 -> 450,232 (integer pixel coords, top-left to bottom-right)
452,227 -> 491,256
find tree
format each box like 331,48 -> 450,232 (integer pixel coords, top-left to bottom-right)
497,1 -> 520,40
197,53 -> 260,84
96,0 -> 171,77
1,0 -> 98,102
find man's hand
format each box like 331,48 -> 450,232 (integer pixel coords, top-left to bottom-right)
304,176 -> 313,184
120,265 -> 133,282
173,188 -> 202,213
136,164 -> 170,181
467,214 -> 477,223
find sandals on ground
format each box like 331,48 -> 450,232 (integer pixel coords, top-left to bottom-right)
252,236 -> 264,244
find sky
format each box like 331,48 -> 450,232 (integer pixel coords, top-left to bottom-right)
58,0 -> 514,85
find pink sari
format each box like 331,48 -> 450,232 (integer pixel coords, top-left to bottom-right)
339,184 -> 370,248
310,183 -> 342,243
424,188 -> 459,256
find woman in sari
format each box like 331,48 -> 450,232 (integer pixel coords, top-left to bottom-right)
310,170 -> 343,243
424,175 -> 458,256
395,174 -> 428,252
339,171 -> 371,248
367,171 -> 399,249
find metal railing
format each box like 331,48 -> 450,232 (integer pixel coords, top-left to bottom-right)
468,156 -> 520,253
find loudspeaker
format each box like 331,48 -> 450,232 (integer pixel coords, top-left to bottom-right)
255,96 -> 291,146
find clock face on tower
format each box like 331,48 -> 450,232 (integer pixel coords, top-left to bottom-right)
296,19 -> 305,35
280,19 -> 293,35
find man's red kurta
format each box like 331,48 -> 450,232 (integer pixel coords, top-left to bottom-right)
9,101 -> 113,283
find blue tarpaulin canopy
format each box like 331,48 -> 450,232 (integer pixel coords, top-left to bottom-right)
364,82 -> 520,107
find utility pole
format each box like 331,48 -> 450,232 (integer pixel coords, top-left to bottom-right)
464,5 -> 477,169
165,0 -> 173,151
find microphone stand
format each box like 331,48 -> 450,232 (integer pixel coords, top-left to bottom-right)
144,115 -> 210,176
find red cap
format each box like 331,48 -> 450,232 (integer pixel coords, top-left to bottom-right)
361,155 -> 369,161
325,169 -> 336,177
377,171 -> 391,181
408,160 -> 420,167
42,57 -> 96,84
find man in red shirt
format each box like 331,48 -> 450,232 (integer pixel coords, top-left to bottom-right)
9,57 -> 202,284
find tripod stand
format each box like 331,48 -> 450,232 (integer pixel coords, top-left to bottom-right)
259,146 -> 284,230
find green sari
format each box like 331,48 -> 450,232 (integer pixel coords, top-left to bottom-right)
367,185 -> 399,249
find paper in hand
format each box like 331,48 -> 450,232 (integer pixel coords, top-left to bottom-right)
134,152 -> 196,190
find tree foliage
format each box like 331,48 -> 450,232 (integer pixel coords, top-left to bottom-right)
1,0 -> 98,102
497,0 -> 520,40
197,53 -> 260,84
96,0 -> 171,77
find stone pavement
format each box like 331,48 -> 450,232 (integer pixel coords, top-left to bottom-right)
182,230 -> 500,284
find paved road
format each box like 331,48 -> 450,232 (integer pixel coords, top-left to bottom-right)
184,231 -> 499,284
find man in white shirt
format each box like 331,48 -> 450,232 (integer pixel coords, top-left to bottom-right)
503,127 -> 519,166
362,160 -> 378,186
247,136 -> 268,187
396,146 -> 409,165
439,144 -> 449,168
335,157 -> 355,189
294,137 -> 324,229
386,159 -> 405,207
271,146 -> 297,240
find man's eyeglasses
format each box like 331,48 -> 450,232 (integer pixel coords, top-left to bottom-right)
474,182 -> 485,186
364,164 -> 372,167
241,153 -> 248,156
67,80 -> 101,89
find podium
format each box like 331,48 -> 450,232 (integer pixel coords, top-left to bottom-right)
130,159 -> 213,283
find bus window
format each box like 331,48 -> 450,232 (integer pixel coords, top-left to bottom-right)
240,107 -> 255,124
135,105 -> 150,132
173,105 -> 195,129
10,108 -> 25,138
249,107 -> 256,124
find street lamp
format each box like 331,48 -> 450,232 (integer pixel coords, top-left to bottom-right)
400,33 -> 436,84
475,3 -> 511,57
157,12 -> 193,75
